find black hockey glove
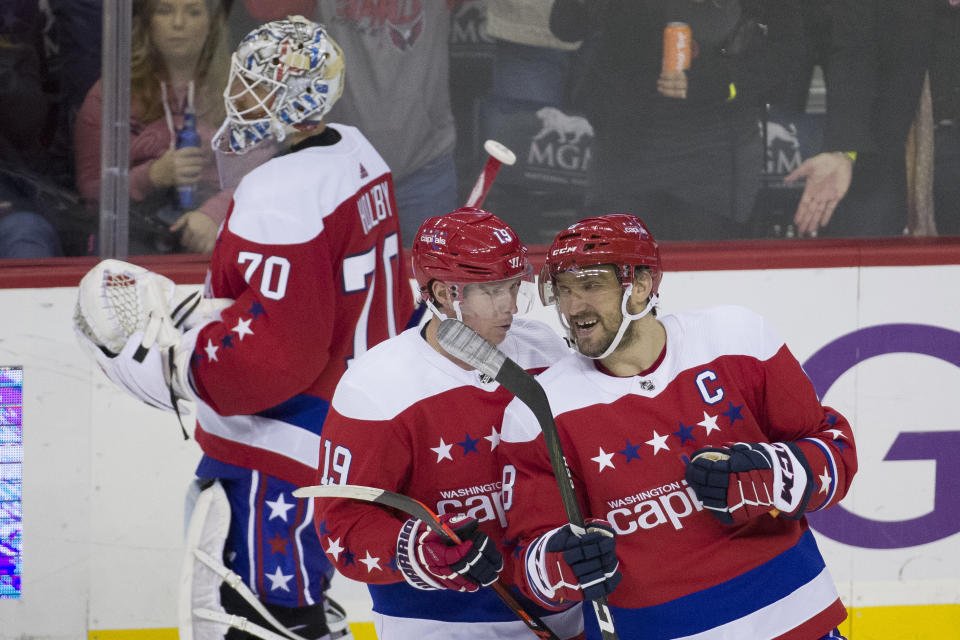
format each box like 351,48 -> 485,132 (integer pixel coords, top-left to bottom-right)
685,442 -> 813,525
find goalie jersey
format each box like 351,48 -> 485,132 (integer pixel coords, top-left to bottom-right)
500,306 -> 858,640
187,125 -> 414,489
313,319 -> 583,639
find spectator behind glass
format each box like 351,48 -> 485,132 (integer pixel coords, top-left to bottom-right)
0,3 -> 63,259
787,0 -> 937,237
550,0 -> 808,242
239,1 -> 459,245
931,0 -> 960,236
74,0 -> 231,255
486,0 -> 580,106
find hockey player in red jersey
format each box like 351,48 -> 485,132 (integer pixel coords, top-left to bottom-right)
187,16 -> 417,638
71,16 -> 416,640
309,209 -> 583,638
499,214 -> 857,639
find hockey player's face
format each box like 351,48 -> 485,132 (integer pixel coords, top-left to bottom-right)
459,277 -> 523,345
554,266 -> 625,357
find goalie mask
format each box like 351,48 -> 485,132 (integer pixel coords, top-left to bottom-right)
412,208 -> 535,325
212,15 -> 345,154
541,214 -> 662,360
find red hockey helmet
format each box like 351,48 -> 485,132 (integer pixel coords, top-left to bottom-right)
541,214 -> 662,305
412,207 -> 529,297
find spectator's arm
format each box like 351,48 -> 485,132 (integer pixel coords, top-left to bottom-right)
822,0 -> 879,153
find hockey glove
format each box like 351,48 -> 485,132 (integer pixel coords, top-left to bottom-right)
526,520 -> 622,605
685,442 -> 814,525
396,513 -> 503,592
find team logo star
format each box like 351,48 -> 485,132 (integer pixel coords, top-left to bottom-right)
248,301 -> 265,319
824,429 -> 845,441
484,426 -> 501,451
591,447 -> 616,472
266,533 -> 288,555
266,493 -> 295,522
265,566 -> 293,592
672,421 -> 696,445
204,339 -> 219,362
221,334 -> 235,348
359,550 -> 382,572
457,432 -> 481,456
646,430 -> 670,455
431,438 -> 453,462
697,411 -> 720,435
722,401 -> 744,425
325,536 -> 344,561
233,317 -> 254,341
343,549 -> 356,567
818,468 -> 833,495
619,440 -> 642,463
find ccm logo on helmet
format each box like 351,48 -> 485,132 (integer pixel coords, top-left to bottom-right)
551,246 -> 576,256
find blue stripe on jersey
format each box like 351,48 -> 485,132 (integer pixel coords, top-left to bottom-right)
195,456 -> 250,479
256,393 -> 330,436
369,582 -> 561,623
584,530 -> 826,639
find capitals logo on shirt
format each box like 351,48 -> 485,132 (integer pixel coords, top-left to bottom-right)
333,0 -> 425,51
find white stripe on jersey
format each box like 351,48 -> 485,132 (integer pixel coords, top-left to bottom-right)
332,317 -> 570,422
196,401 -> 321,469
229,124 -> 390,245
373,603 -> 584,640
503,306 -> 785,444
675,566 -> 840,639
247,470 -> 259,594
295,497 -> 315,605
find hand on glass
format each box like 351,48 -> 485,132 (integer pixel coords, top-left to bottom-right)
785,152 -> 854,236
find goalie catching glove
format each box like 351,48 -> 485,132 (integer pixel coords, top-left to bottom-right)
73,259 -> 232,414
396,513 -> 503,592
685,442 -> 814,525
525,520 -> 622,606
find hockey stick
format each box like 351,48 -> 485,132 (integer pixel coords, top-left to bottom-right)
436,319 -> 621,640
292,483 -> 560,640
465,139 -> 517,208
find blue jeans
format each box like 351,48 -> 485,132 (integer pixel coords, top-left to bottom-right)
0,211 -> 63,258
394,150 -> 458,246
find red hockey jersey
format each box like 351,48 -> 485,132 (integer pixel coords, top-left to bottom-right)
188,125 -> 414,487
500,305 -> 857,640
312,319 -> 583,639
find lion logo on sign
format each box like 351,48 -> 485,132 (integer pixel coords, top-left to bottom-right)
533,106 -> 595,145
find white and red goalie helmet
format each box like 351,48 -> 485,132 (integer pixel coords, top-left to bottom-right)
540,213 -> 662,306
212,15 -> 345,154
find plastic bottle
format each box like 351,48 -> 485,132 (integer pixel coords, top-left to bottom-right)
176,110 -> 201,210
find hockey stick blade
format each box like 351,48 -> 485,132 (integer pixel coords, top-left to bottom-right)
436,319 -> 621,640
292,483 -> 561,640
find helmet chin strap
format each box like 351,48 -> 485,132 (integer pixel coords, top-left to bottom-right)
575,284 -> 659,361
424,298 -> 464,322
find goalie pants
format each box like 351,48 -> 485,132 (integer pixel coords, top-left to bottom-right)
197,459 -> 334,610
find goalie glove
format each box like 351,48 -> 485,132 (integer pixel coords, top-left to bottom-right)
525,520 -> 622,606
396,513 -> 503,592
82,319 -> 201,413
685,442 -> 814,525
